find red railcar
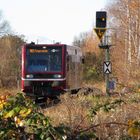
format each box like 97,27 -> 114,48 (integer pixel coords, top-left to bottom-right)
21,42 -> 83,97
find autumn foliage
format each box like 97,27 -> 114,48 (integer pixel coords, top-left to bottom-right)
0,93 -> 65,139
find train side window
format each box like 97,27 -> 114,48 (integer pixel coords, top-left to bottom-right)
67,55 -> 70,71
67,55 -> 69,62
75,49 -> 77,55
82,57 -> 85,64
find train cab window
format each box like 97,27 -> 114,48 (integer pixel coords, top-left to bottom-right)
26,47 -> 62,73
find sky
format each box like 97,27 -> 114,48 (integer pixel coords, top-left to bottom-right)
0,0 -> 108,44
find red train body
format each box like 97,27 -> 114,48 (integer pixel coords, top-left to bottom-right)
21,43 -> 83,97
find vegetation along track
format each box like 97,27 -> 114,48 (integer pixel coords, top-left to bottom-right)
33,85 -> 131,108
36,86 -> 105,107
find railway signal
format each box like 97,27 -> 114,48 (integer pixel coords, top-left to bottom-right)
94,11 -> 107,42
94,11 -> 113,96
103,61 -> 111,74
96,11 -> 107,28
94,28 -> 106,41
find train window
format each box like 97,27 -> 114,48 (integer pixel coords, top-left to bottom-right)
26,47 -> 62,73
75,49 -> 77,55
66,55 -> 70,71
82,57 -> 85,64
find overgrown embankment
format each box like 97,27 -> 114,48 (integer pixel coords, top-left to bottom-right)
0,87 -> 140,139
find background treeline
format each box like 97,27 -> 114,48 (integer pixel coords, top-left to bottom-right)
74,0 -> 140,85
73,32 -> 104,82
0,35 -> 25,87
0,11 -> 25,87
0,0 -> 140,88
108,0 -> 140,84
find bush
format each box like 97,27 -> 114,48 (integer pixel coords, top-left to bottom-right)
0,93 -> 65,140
83,52 -> 104,82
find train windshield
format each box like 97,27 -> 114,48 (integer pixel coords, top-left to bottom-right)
26,47 -> 62,73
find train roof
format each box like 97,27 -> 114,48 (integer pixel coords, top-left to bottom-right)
23,43 -> 81,49
22,42 -> 82,56
23,42 -> 66,47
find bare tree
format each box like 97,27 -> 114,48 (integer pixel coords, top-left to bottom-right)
106,0 -> 140,82
0,35 -> 25,87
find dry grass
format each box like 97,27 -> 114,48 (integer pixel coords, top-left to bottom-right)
44,92 -> 140,139
0,88 -> 20,96
44,93 -> 90,129
1,87 -> 140,139
83,81 -> 106,93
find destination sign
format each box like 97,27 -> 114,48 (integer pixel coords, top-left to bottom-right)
29,49 -> 48,53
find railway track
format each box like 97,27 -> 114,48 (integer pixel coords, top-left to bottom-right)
34,87 -> 103,107
24,85 -> 128,109
34,96 -> 61,108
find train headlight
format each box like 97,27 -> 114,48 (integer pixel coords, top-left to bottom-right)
26,74 -> 34,78
53,74 -> 62,78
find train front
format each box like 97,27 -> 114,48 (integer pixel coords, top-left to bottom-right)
21,43 -> 66,97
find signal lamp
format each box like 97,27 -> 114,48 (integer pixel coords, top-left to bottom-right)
96,11 -> 107,28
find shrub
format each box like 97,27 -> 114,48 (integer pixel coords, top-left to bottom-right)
0,93 -> 64,140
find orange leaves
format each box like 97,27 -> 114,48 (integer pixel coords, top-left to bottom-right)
128,120 -> 140,138
14,116 -> 24,127
0,95 -> 9,110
